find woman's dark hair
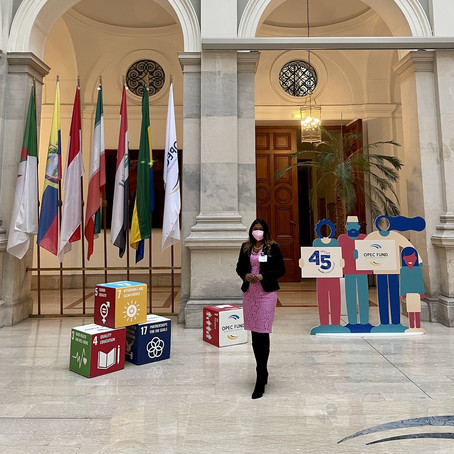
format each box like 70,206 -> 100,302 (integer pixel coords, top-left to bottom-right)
401,247 -> 419,267
243,218 -> 275,253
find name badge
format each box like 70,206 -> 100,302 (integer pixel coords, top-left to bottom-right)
259,253 -> 267,263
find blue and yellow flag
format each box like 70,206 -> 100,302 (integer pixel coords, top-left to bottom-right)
37,81 -> 61,255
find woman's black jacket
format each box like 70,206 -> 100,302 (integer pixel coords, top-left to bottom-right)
236,242 -> 286,293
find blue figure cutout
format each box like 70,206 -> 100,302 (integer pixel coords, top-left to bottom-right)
309,220 -> 349,334
400,247 -> 426,334
338,216 -> 373,333
367,215 -> 425,333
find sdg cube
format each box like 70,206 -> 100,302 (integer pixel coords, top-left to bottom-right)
203,305 -> 247,347
94,281 -> 147,329
69,324 -> 126,378
126,314 -> 171,365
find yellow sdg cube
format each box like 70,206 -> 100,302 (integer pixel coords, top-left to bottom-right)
94,281 -> 147,329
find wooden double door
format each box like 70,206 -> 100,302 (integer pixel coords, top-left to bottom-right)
256,127 -> 300,281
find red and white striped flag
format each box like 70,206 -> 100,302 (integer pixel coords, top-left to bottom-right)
58,85 -> 84,262
85,84 -> 105,260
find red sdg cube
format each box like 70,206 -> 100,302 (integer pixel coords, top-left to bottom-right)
69,324 -> 126,378
203,305 -> 247,347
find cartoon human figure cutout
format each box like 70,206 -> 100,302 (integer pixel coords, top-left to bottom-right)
366,215 -> 425,333
306,219 -> 349,334
338,215 -> 373,333
400,247 -> 426,334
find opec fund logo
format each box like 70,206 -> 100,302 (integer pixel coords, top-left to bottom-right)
222,313 -> 244,339
364,243 -> 389,266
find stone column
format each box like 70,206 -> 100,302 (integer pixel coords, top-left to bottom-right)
394,51 -> 444,322
178,52 -> 201,324
183,50 -> 251,328
430,50 -> 454,325
238,51 -> 260,231
0,53 -> 49,325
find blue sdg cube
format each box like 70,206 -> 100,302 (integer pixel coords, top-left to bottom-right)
125,314 -> 171,365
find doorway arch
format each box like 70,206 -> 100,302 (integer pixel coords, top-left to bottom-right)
8,0 -> 201,57
238,0 -> 431,39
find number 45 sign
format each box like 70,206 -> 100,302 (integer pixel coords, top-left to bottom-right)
299,247 -> 344,278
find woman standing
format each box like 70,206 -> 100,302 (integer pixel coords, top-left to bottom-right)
236,219 -> 285,399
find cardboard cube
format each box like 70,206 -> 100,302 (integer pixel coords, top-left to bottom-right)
69,324 -> 126,378
125,314 -> 171,365
94,281 -> 147,329
203,305 -> 247,347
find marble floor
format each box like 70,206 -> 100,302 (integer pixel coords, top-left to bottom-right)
2,294 -> 454,453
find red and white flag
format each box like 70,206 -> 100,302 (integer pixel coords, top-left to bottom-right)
58,85 -> 84,262
85,84 -> 105,260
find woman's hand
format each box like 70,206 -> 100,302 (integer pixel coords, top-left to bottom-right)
253,274 -> 263,282
245,273 -> 254,282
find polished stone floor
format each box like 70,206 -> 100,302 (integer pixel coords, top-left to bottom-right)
2,300 -> 454,453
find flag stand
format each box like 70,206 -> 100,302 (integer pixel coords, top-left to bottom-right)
59,184 -> 64,315
148,234 -> 152,314
102,195 -> 108,282
80,177 -> 86,314
171,245 -> 175,313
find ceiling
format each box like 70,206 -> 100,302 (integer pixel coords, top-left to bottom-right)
263,0 -> 371,28
72,0 -> 177,28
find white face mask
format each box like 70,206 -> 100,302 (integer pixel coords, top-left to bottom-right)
252,230 -> 264,241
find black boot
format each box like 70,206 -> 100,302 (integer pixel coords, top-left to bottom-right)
251,332 -> 270,399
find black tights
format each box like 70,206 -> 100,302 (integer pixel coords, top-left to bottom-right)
251,331 -> 270,350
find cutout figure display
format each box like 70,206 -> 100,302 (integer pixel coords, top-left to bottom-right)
298,214 -> 427,336
338,216 -> 374,333
400,247 -> 426,334
366,215 -> 425,333
304,220 -> 349,334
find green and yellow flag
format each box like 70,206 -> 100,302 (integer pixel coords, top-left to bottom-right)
130,89 -> 154,262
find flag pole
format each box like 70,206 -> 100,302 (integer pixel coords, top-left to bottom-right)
57,76 -> 64,314
33,78 -> 42,315
99,75 -> 108,283
77,76 -> 87,313
124,77 -> 131,281
145,77 -> 152,314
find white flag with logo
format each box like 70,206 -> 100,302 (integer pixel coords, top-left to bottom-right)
161,83 -> 180,251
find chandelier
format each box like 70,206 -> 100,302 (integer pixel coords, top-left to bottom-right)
300,95 -> 321,143
300,0 -> 321,143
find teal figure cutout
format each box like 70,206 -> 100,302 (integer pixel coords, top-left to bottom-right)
338,216 -> 373,333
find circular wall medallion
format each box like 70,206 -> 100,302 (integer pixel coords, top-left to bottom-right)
126,59 -> 165,97
278,60 -> 317,97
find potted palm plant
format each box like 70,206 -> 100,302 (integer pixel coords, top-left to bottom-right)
275,127 -> 403,235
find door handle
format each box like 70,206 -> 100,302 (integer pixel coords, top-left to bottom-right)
290,220 -> 296,226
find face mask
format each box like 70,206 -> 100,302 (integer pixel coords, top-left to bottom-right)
252,230 -> 264,241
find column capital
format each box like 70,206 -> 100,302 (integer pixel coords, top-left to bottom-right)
237,51 -> 260,73
432,213 -> 454,248
178,52 -> 201,73
393,50 -> 435,82
7,52 -> 50,82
